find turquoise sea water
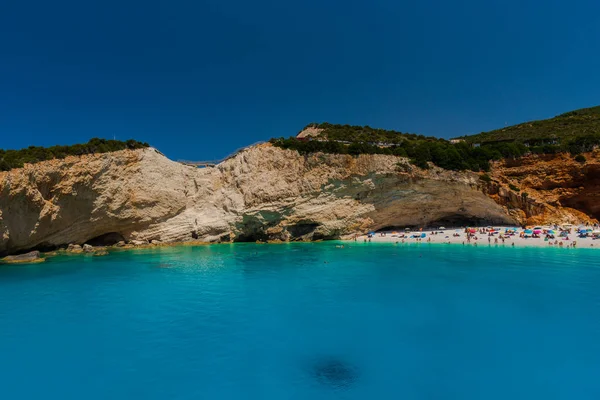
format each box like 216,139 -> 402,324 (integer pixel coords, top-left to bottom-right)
1,243 -> 600,399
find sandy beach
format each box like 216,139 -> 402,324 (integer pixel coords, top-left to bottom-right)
352,227 -> 600,249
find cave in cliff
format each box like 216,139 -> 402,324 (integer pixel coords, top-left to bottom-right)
85,232 -> 126,246
557,165 -> 600,220
235,232 -> 270,242
427,215 -> 510,228
287,223 -> 320,239
560,195 -> 600,221
234,212 -> 285,242
379,214 -> 510,231
0,241 -> 59,257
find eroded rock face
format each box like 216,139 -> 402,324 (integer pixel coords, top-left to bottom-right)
487,151 -> 600,226
0,144 -> 535,255
0,148 -> 189,255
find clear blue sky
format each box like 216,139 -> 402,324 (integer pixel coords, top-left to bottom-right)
1,0 -> 599,160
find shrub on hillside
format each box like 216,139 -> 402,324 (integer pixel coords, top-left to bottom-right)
479,174 -> 492,183
0,138 -> 149,171
271,119 -> 600,173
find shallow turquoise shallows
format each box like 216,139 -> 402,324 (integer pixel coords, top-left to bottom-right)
1,243 -> 600,399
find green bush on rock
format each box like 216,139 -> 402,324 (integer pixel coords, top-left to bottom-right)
0,138 -> 149,171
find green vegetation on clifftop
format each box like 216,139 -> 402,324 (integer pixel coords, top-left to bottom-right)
270,132 -> 517,172
0,138 -> 149,171
457,105 -> 600,144
273,106 -> 600,172
272,123 -> 539,172
306,122 -> 436,144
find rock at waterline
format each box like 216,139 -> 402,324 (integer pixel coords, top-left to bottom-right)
1,251 -> 45,264
67,244 -> 83,253
83,244 -> 94,253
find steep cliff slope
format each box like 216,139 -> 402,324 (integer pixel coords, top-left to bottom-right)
486,150 -> 600,225
0,144 -> 516,255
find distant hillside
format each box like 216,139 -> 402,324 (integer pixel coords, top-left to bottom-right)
457,105 -> 600,144
272,106 -> 600,173
272,123 -> 495,172
297,122 -> 441,144
0,138 -> 149,171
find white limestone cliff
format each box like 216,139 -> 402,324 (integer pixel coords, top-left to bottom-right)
0,144 -> 516,255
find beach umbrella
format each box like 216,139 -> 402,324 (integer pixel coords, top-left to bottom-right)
533,229 -> 542,234
420,233 -> 426,238
524,229 -> 533,234
369,231 -> 375,235
547,230 -> 555,234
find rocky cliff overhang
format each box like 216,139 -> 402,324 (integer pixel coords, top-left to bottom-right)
6,143 -> 587,256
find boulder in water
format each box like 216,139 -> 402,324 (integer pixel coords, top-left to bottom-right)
67,244 -> 83,253
2,251 -> 44,264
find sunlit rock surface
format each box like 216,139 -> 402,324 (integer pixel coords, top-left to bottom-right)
4,143 -> 591,255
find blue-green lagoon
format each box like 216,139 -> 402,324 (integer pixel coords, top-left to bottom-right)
1,243 -> 599,399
